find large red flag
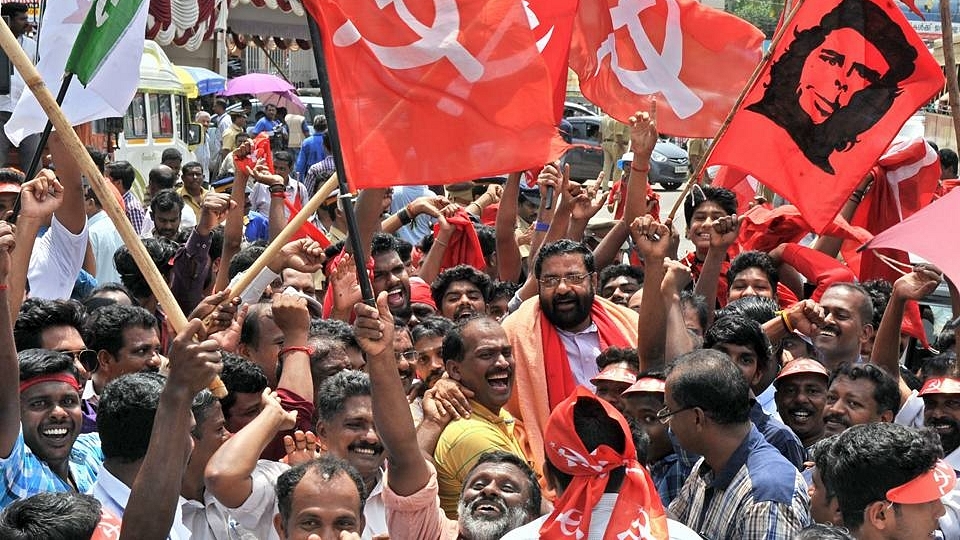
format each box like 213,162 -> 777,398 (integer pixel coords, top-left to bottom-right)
302,0 -> 565,190
842,137 -> 940,282
569,0 -> 763,137
708,0 -> 944,233
524,0 -> 579,121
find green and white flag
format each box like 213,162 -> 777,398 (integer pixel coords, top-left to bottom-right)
66,0 -> 148,85
5,0 -> 149,144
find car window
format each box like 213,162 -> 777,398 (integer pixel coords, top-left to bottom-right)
569,120 -> 585,139
585,122 -> 600,143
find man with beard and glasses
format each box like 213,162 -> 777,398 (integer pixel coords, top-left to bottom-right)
82,304 -> 162,425
503,239 -> 638,473
354,292 -> 542,540
823,362 -> 899,437
774,359 -> 830,450
429,316 -> 528,517
431,265 -> 491,323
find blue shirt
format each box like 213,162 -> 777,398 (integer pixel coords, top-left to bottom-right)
669,426 -> 810,539
750,401 -> 806,470
0,429 -> 103,507
252,117 -> 279,136
295,133 -> 326,181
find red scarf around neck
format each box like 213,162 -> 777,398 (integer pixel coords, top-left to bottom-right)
540,300 -> 632,409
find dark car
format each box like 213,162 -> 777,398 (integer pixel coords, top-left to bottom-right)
564,116 -> 689,189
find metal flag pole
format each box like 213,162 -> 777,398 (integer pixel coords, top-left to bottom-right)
305,16 -> 376,305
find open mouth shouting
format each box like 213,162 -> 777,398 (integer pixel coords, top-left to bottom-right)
468,496 -> 507,519
486,370 -> 512,394
386,286 -> 407,309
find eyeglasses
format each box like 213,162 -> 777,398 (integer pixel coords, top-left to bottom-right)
656,404 -> 694,424
395,350 -> 418,362
538,272 -> 593,289
61,349 -> 99,373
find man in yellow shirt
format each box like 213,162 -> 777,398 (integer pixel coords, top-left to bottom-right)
176,162 -> 210,220
434,316 -> 529,518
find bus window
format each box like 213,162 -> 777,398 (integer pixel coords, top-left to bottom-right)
149,94 -> 161,137
158,94 -> 173,138
124,93 -> 147,139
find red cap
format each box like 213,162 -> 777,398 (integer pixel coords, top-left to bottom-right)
775,359 -> 829,384
621,377 -> 665,396
0,183 -> 20,194
919,377 -> 960,396
886,459 -> 957,504
590,365 -> 637,386
408,278 -> 436,310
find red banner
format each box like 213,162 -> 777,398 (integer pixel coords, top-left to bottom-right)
708,0 -> 944,233
303,0 -> 566,190
569,0 -> 763,137
524,0 -> 579,121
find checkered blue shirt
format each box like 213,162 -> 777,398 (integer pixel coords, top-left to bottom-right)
0,428 -> 103,507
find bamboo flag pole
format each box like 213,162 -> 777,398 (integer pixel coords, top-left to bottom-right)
0,22 -> 228,397
227,173 -> 340,300
667,0 -> 806,221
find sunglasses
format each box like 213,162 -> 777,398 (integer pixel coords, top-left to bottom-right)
61,349 -> 99,374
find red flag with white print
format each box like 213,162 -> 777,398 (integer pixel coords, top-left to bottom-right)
302,0 -> 567,189
569,0 -> 763,137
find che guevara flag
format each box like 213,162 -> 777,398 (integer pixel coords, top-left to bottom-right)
569,0 -> 763,137
302,0 -> 565,190
707,0 -> 944,233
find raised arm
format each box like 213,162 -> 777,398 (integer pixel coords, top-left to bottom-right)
47,132 -> 86,234
871,268 -> 941,403
272,293 -> 314,402
0,222 -> 20,458
621,107 -> 657,223
354,292 -> 430,496
205,389 -> 297,508
630,216 -> 672,371
496,172 -> 523,283
7,171 -> 61,320
120,319 -> 222,540
694,214 -> 741,327
214,143 -> 254,293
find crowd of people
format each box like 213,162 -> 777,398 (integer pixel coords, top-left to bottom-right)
0,92 -> 957,540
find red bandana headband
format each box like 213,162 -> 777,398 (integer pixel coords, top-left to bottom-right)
540,387 -> 668,540
18,374 -> 81,394
886,459 -> 957,504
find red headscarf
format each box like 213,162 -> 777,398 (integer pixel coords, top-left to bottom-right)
540,387 -> 668,540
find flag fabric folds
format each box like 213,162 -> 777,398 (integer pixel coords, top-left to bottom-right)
66,0 -> 149,85
302,0 -> 565,190
524,0 -> 580,121
569,0 -> 763,137
841,137 -> 940,283
708,0 -> 944,233
4,0 -> 150,145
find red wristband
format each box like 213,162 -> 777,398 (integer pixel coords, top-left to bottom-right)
271,192 -> 285,199
279,346 -> 314,358
0,284 -> 7,291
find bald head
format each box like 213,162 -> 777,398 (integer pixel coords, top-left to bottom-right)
148,165 -> 177,196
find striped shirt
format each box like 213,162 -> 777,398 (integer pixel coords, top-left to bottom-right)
668,426 -> 810,540
434,400 -> 527,518
0,429 -> 103,507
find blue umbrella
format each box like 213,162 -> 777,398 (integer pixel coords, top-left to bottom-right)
178,66 -> 227,96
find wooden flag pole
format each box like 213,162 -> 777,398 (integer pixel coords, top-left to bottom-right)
940,0 -> 960,147
227,174 -> 339,300
0,22 -> 228,397
667,0 -> 806,221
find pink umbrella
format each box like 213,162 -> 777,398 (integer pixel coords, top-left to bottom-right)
257,90 -> 306,113
222,73 -> 294,96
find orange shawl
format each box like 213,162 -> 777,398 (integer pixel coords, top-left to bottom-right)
503,295 -> 638,473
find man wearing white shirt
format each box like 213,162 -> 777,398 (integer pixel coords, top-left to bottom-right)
248,151 -> 307,217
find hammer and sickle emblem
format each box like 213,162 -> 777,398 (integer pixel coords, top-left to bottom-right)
595,0 -> 702,119
555,509 -> 586,539
522,1 -> 555,53
333,0 -> 484,83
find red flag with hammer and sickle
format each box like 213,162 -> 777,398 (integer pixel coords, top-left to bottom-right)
303,0 -> 567,190
569,0 -> 763,137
